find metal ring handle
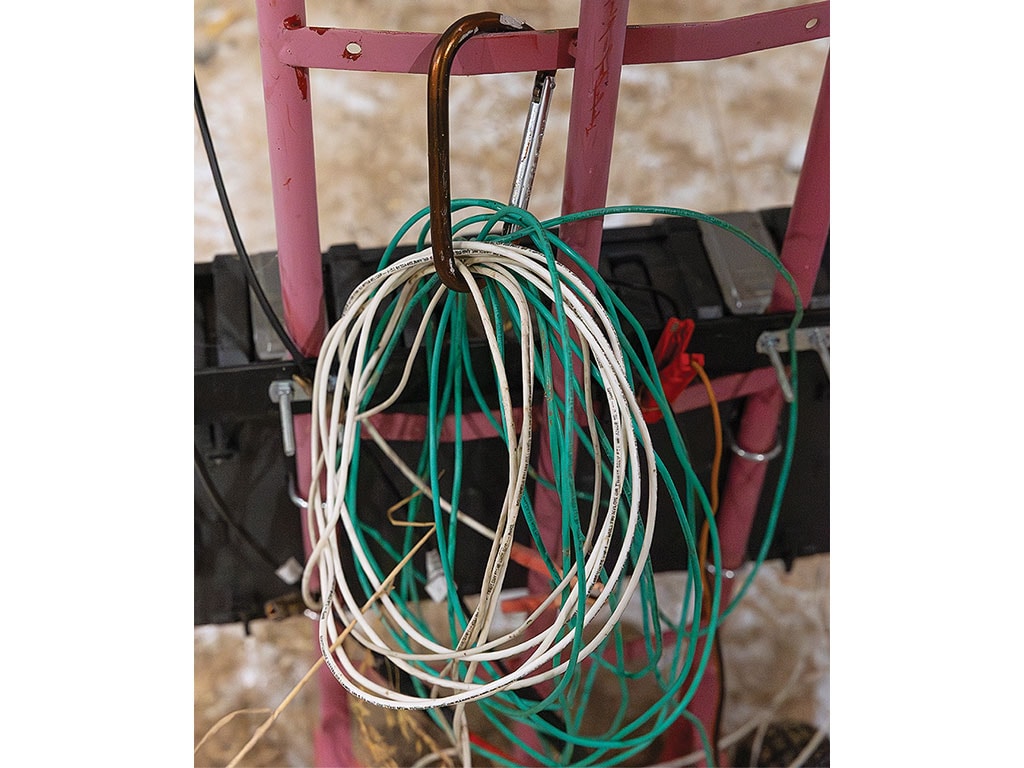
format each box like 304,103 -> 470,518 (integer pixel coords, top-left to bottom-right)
729,436 -> 782,463
427,12 -> 527,292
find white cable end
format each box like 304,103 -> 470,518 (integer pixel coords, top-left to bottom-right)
275,556 -> 304,585
424,549 -> 448,603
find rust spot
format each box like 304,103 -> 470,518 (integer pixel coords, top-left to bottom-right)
283,177 -> 292,188
310,26 -> 328,36
283,14 -> 301,30
295,68 -> 308,100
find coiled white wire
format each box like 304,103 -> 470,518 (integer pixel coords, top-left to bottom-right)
303,242 -> 662,723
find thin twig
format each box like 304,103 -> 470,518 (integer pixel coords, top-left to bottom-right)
223,525 -> 438,768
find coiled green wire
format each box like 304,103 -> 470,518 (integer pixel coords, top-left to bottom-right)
326,198 -> 802,767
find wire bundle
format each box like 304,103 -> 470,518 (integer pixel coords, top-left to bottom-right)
303,200 -> 802,767
197,74 -> 805,766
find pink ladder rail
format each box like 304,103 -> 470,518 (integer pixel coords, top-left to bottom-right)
253,2 -> 829,765
255,0 -> 829,356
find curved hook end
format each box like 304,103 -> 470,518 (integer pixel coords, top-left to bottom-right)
427,12 -> 526,293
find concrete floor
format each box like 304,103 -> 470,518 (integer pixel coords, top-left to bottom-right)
194,2 -> 830,766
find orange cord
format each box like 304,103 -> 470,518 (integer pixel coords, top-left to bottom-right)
690,358 -> 726,761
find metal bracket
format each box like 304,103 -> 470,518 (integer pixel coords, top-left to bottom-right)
756,326 -> 830,402
269,379 -> 310,457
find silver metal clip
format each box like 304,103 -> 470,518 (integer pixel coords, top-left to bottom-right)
503,70 -> 556,236
757,333 -> 794,403
756,326 -> 830,403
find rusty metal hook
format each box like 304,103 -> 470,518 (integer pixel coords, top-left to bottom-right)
427,12 -> 528,292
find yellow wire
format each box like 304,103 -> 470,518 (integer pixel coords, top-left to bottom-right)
690,357 -> 727,759
193,708 -> 272,757
691,358 -> 722,581
387,469 -> 446,527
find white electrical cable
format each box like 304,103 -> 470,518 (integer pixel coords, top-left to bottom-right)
409,746 -> 458,768
315,256 -> 630,688
787,723 -> 828,768
748,720 -> 770,768
303,242 -> 663,719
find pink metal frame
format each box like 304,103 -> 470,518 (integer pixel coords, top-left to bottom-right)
254,2 -> 829,765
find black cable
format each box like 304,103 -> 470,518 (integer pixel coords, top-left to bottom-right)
194,444 -> 284,575
602,276 -> 682,322
194,74 -> 316,382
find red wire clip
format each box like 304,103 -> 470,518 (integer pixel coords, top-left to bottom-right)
638,317 -> 704,424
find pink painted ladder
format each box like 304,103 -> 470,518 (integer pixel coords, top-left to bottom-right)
252,2 -> 830,765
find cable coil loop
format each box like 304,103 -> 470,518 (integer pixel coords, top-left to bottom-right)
301,198 -> 803,767
306,241 -> 658,712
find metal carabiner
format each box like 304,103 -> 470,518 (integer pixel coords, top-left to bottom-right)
426,12 -> 529,292
503,69 -> 556,237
